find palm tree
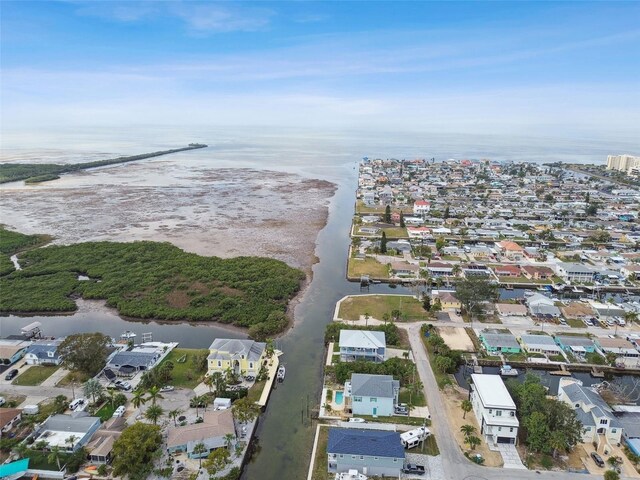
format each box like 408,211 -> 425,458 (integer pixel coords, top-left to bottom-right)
47,446 -> 63,471
83,378 -> 104,405
265,339 -> 275,358
168,408 -> 183,427
465,435 -> 481,450
144,404 -> 164,425
203,375 -> 214,393
461,400 -> 472,419
106,388 -> 117,408
452,264 -> 462,277
364,312 -> 370,326
65,435 -> 78,452
132,389 -> 147,409
190,395 -> 204,417
224,433 -> 235,451
460,424 -> 476,438
192,442 -> 207,469
211,371 -> 226,394
146,385 -> 164,405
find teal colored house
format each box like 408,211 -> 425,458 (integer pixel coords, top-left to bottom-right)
479,332 -> 521,354
554,335 -> 596,354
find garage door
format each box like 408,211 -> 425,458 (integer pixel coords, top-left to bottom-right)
497,437 -> 515,444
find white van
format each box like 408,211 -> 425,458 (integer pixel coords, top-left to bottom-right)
22,405 -> 39,415
112,406 -> 126,418
69,398 -> 86,411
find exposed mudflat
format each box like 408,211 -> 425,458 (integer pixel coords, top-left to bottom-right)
0,160 -> 337,274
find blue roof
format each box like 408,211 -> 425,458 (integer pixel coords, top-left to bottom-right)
327,428 -> 405,459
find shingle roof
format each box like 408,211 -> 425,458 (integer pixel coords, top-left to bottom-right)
480,332 -> 519,349
327,428 -> 405,458
207,339 -> 265,362
108,351 -> 158,368
350,373 -> 399,399
167,409 -> 235,449
339,330 -> 386,349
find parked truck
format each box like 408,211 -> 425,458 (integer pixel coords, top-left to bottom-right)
402,464 -> 426,475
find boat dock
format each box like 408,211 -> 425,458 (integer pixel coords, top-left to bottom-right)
550,364 -> 571,376
256,352 -> 282,408
591,367 -> 605,378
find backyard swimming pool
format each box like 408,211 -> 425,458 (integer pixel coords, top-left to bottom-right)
335,391 -> 344,405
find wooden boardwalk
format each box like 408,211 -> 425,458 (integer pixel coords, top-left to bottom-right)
256,351 -> 282,408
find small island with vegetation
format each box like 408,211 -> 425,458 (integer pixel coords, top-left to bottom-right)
0,143 -> 208,184
0,226 -> 303,339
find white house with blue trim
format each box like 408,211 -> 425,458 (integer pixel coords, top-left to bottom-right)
345,373 -> 399,417
338,330 -> 386,363
327,428 -> 405,477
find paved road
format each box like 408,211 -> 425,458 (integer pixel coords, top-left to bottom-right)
0,384 -> 74,398
405,322 -> 633,480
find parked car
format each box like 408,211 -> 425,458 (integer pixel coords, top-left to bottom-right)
591,452 -> 605,467
69,398 -> 87,410
395,404 -> 409,415
402,464 -> 425,475
160,385 -> 174,393
112,406 -> 126,418
4,369 -> 18,381
115,380 -> 132,391
23,405 -> 39,415
348,417 -> 366,423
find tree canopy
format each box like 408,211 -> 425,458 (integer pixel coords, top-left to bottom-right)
455,276 -> 498,315
59,332 -> 111,376
111,423 -> 162,480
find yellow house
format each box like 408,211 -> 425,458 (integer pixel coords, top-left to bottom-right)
207,339 -> 266,376
432,291 -> 461,310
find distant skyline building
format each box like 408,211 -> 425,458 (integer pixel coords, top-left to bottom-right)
606,154 -> 640,174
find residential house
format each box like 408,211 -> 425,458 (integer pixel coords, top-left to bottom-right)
24,339 -> 63,366
495,241 -> 525,261
554,335 -> 596,356
526,293 -> 561,318
208,339 -> 266,377
556,263 -> 595,283
521,265 -> 555,280
0,339 -> 30,366
31,413 -> 101,452
621,264 -> 640,280
495,304 -> 528,317
327,428 -> 405,477
406,226 -> 431,239
469,374 -> 519,445
558,379 -> 623,445
390,262 -> 419,277
426,262 -> 454,277
107,350 -> 160,377
587,300 -> 626,319
519,334 -> 563,356
595,337 -> 639,358
0,409 -> 22,438
167,409 -> 236,459
413,200 -> 431,216
478,332 -> 521,354
345,373 -> 399,417
560,302 -> 595,320
86,417 -> 126,464
432,291 -> 461,310
339,330 -> 386,363
493,265 -> 521,277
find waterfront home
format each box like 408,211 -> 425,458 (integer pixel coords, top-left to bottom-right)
493,264 -> 521,277
345,373 -> 399,417
462,263 -> 492,277
525,293 -> 561,318
426,262 -> 454,277
24,339 -> 63,366
495,241 -> 525,261
554,335 -> 596,355
87,417 -> 125,464
327,428 -> 405,477
339,330 -> 386,363
559,302 -> 595,320
478,332 -> 521,354
558,379 -> 623,445
495,303 -> 528,317
469,374 -> 519,445
167,409 -> 236,459
0,409 -> 22,438
521,265 -> 554,280
556,263 -> 596,283
519,334 -> 563,356
587,300 -> 626,319
208,339 -> 266,377
0,339 -> 30,366
390,262 -> 419,277
432,290 -> 461,310
594,337 -> 639,358
107,350 -> 159,377
31,413 -> 101,452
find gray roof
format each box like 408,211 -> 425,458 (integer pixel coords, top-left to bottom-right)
327,428 -> 405,458
520,335 -> 561,349
44,413 -> 101,433
350,373 -> 399,399
26,340 -> 62,359
480,332 -> 519,349
618,412 -> 640,439
208,339 -> 265,362
339,330 -> 386,349
555,336 -> 594,348
561,382 -> 621,428
108,351 -> 158,368
560,262 -> 594,274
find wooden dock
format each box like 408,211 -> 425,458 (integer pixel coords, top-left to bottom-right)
256,352 -> 282,408
550,364 -> 571,376
591,367 -> 605,378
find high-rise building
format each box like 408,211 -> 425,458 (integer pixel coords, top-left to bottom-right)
606,154 -> 640,174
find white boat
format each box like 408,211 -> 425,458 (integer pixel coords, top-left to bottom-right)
277,365 -> 286,382
335,470 -> 368,480
500,365 -> 519,376
119,331 -> 137,343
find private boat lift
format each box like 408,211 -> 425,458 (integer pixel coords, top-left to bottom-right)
20,322 -> 42,339
500,365 -> 519,376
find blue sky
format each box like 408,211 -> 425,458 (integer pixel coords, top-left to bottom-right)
2,1 -> 639,139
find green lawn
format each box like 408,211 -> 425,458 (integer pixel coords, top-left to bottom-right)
355,414 -> 430,426
156,348 -> 208,389
311,426 -> 330,480
96,403 -> 116,421
382,227 -> 408,238
56,370 -> 89,387
498,276 -> 551,284
347,257 -> 389,279
246,379 -> 267,404
399,389 -> 427,407
338,294 -> 430,321
420,336 -> 454,389
423,435 -> 440,456
566,318 -> 585,328
355,201 -> 413,215
12,365 -> 59,386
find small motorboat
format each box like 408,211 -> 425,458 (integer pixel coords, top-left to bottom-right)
500,365 -> 519,376
277,365 -> 286,382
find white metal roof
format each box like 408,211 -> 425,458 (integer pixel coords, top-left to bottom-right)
471,374 -> 516,409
